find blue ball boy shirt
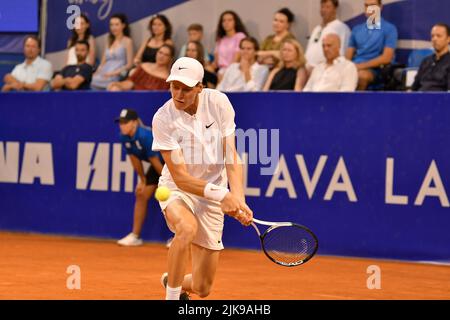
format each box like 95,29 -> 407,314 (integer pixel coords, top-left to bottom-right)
120,126 -> 162,162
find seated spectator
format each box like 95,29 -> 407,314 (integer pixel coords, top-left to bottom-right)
134,14 -> 174,65
51,40 -> 93,91
91,14 -> 134,90
178,24 -> 210,63
412,23 -> 450,92
107,44 -> 174,91
184,41 -> 218,88
258,8 -> 296,69
345,0 -> 398,90
304,34 -> 357,92
65,13 -> 96,66
263,39 -> 307,91
2,35 -> 52,92
211,10 -> 248,77
305,0 -> 350,70
217,37 -> 269,92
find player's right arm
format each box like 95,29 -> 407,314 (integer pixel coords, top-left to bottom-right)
160,149 -> 206,195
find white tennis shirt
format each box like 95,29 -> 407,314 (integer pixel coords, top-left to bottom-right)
152,88 -> 236,189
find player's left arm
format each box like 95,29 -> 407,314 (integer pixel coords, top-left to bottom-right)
223,133 -> 245,202
223,133 -> 253,223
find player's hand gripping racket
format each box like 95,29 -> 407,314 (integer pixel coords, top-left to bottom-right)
250,216 -> 319,267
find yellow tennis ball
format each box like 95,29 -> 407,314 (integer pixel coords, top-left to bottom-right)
155,186 -> 171,202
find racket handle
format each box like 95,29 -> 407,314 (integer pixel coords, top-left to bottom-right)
250,222 -> 261,236
239,211 -> 292,227
252,218 -> 277,226
252,218 -> 292,226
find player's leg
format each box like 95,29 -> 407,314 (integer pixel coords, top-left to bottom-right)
179,198 -> 224,298
357,69 -> 375,91
187,243 -> 220,298
164,200 -> 198,297
132,184 -> 156,236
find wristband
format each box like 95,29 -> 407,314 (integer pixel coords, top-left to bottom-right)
204,183 -> 229,202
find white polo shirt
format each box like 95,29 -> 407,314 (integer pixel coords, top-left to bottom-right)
303,56 -> 358,92
152,88 -> 236,190
11,56 -> 53,84
217,62 -> 269,92
305,19 -> 351,68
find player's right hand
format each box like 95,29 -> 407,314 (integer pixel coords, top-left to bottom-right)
221,193 -> 253,226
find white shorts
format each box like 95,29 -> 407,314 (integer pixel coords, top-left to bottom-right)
158,188 -> 225,251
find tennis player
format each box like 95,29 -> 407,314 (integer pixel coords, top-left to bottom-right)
152,57 -> 253,300
116,109 -> 164,246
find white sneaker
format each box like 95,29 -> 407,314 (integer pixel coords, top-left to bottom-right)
117,233 -> 143,246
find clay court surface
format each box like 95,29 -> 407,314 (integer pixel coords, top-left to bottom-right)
0,232 -> 449,300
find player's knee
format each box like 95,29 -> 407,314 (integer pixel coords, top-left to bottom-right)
175,223 -> 197,244
193,283 -> 211,298
197,290 -> 210,298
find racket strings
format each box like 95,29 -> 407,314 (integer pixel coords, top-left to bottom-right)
262,225 -> 317,266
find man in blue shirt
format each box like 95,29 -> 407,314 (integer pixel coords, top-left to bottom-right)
345,0 -> 398,90
116,109 -> 164,246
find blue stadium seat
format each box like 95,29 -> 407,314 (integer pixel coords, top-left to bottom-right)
402,48 -> 434,88
0,53 -> 24,87
407,48 -> 434,68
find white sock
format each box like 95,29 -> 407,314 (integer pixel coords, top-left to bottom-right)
166,285 -> 182,300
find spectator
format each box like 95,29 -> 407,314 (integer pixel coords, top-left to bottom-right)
212,10 -> 248,78
217,37 -> 269,92
2,36 -> 52,92
91,14 -> 134,90
345,0 -> 398,90
134,14 -> 174,65
412,23 -> 450,92
65,13 -> 96,66
178,24 -> 210,63
263,39 -> 307,91
304,34 -> 357,92
107,44 -> 174,91
258,8 -> 297,69
184,41 -> 218,88
305,0 -> 350,70
51,40 -> 93,91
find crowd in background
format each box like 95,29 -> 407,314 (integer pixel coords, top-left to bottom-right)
2,0 -> 450,93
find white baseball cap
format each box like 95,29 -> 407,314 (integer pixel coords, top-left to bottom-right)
166,57 -> 204,87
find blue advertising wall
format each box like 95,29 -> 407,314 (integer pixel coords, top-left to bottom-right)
0,92 -> 449,262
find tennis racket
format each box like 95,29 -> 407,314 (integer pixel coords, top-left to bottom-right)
250,217 -> 319,267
